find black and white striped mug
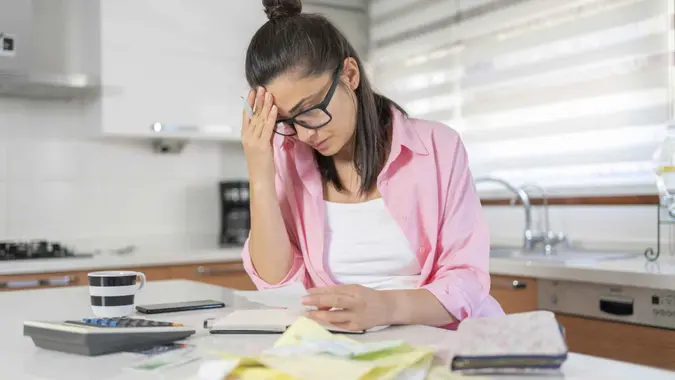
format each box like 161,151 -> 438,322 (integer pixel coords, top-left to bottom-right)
88,271 -> 146,317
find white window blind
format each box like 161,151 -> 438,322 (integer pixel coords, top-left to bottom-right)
368,0 -> 674,197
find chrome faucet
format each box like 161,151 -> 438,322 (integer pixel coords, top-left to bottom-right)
474,176 -> 539,251
519,183 -> 569,253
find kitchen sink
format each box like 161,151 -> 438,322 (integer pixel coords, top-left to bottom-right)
489,247 -> 641,264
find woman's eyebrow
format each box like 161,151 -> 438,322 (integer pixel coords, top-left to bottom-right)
288,89 -> 323,114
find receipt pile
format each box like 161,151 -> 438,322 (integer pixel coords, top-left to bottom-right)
197,316 -> 464,380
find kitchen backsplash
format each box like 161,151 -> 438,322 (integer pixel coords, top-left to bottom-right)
0,0 -> 661,257
0,97 -> 247,252
0,96 -> 664,255
484,205 -> 660,254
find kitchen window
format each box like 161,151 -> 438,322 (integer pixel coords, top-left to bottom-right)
369,0 -> 672,199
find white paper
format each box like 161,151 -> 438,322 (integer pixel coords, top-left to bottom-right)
233,282 -> 309,309
197,359 -> 240,380
211,309 -> 301,331
231,283 -> 390,333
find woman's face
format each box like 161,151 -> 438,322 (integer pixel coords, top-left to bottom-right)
265,58 -> 361,157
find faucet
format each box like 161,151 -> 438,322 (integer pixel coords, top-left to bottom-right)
474,176 -> 539,251
518,183 -> 569,254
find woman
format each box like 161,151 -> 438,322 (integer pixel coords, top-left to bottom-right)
240,0 -> 504,331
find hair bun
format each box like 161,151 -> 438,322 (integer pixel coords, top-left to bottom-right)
263,0 -> 302,20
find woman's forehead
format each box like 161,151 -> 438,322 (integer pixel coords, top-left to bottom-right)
266,71 -> 331,115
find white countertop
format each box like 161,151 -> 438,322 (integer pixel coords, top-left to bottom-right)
489,254 -> 675,290
2,246 -> 675,291
0,247 -> 245,275
3,280 -> 674,380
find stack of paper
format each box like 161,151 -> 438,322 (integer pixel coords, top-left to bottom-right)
198,316 -> 463,380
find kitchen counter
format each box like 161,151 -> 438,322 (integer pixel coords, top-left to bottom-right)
4,279 -> 675,380
489,254 -> 675,290
0,247 -> 244,275
2,245 -> 674,291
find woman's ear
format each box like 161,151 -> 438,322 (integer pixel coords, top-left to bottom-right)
342,57 -> 360,91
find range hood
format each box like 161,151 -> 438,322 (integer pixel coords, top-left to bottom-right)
0,0 -> 101,99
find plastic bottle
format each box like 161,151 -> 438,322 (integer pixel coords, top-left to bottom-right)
654,123 -> 675,215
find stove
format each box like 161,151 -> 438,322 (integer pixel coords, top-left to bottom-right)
0,241 -> 94,261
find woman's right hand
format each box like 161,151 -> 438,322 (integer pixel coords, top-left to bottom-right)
241,86 -> 278,181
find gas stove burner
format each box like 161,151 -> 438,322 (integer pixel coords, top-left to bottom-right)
0,240 -> 82,261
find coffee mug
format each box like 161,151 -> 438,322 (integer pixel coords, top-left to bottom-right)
88,271 -> 146,318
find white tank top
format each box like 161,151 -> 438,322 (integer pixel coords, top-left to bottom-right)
324,198 -> 421,290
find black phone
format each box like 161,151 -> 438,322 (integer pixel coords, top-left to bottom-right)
135,299 -> 225,314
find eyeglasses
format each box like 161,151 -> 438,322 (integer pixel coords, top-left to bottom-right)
274,62 -> 343,136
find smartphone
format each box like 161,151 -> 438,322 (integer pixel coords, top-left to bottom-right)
135,299 -> 225,314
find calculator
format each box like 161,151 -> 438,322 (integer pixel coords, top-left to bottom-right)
23,317 -> 196,356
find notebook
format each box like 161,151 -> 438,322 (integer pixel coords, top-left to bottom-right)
448,310 -> 568,374
208,309 -> 372,334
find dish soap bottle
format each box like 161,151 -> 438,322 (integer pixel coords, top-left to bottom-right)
654,122 -> 675,219
651,122 -> 675,260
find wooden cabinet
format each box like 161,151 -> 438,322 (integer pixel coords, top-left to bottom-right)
0,261 -> 255,292
98,0 -> 265,140
490,275 -> 538,314
556,314 -> 675,371
0,270 -> 89,291
169,262 -> 256,290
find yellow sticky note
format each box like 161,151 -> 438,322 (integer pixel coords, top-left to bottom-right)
232,367 -> 296,380
360,346 -> 435,380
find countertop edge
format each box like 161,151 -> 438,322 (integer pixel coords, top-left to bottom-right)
3,249 -> 674,291
489,258 -> 675,290
0,248 -> 245,275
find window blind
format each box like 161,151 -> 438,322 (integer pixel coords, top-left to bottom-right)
368,0 -> 673,197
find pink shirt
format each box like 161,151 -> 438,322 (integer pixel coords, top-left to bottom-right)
241,108 -> 504,324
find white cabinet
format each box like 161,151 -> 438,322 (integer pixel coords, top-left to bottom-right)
304,1 -> 369,58
98,0 -> 266,140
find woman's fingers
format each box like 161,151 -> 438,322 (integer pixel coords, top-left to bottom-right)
306,310 -> 365,332
253,86 -> 264,114
261,105 -> 278,142
256,91 -> 274,139
307,309 -> 352,324
248,87 -> 266,135
302,293 -> 356,310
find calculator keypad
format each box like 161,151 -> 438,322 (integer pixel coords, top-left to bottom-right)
66,317 -> 182,328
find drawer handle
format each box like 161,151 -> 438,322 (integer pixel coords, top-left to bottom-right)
0,275 -> 78,289
492,280 -> 527,290
195,264 -> 245,276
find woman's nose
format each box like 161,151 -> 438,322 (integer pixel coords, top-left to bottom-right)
296,127 -> 317,144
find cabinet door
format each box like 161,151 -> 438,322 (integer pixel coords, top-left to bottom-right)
170,262 -> 256,290
490,275 -> 538,314
0,270 -> 87,292
556,314 -> 675,371
117,266 -> 173,282
99,0 -> 266,139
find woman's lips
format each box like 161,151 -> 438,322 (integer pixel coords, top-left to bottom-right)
314,138 -> 329,151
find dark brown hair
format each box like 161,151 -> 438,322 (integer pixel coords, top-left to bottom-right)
245,0 -> 406,194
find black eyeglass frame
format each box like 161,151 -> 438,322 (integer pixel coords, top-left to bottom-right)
274,62 -> 344,136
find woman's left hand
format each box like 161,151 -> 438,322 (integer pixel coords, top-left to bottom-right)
301,285 -> 393,331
